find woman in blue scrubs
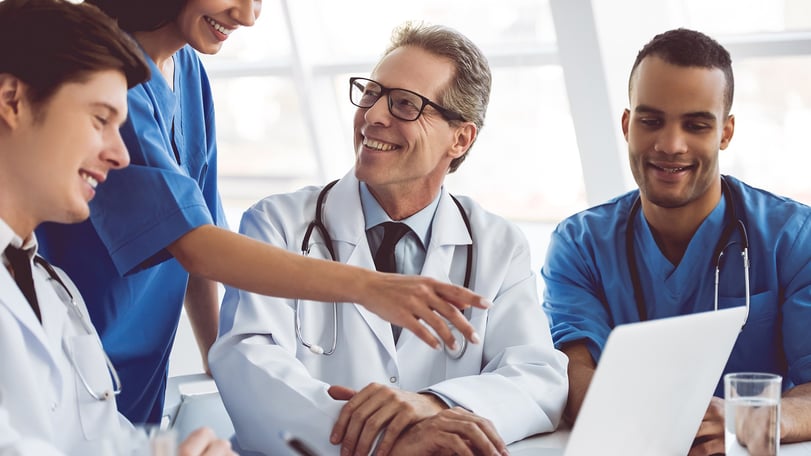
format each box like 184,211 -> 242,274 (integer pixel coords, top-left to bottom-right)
36,0 -> 487,425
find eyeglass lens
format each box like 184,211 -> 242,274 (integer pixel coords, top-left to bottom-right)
350,78 -> 425,121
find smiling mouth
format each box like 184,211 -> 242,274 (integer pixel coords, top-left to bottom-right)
80,171 -> 98,189
652,164 -> 691,174
364,138 -> 398,151
205,16 -> 234,35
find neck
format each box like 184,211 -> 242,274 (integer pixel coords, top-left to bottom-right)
641,186 -> 722,265
133,25 -> 186,80
367,184 -> 441,221
0,167 -> 37,239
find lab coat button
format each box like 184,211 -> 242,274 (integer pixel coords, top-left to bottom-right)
389,376 -> 397,383
50,402 -> 58,412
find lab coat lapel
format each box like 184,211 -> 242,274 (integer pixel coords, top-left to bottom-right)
420,190 -> 472,285
0,267 -> 63,375
397,190 -> 472,349
322,172 -> 398,360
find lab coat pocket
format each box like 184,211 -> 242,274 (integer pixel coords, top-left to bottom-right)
66,334 -> 119,441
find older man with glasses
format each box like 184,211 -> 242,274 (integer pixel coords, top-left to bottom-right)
209,22 -> 568,456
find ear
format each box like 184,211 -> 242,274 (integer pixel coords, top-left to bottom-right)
719,114 -> 735,150
449,122 -> 477,159
0,74 -> 23,130
621,108 -> 631,141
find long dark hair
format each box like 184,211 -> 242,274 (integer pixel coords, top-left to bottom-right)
85,0 -> 187,33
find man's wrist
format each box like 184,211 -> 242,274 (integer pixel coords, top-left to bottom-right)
420,392 -> 451,411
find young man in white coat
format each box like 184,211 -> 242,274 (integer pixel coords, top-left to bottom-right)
210,22 -> 568,456
0,1 -> 233,454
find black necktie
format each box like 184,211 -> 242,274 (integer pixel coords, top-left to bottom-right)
373,222 -> 410,343
373,222 -> 411,274
5,246 -> 41,322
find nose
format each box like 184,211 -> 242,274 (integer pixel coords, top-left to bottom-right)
102,131 -> 130,170
231,0 -> 260,27
654,124 -> 688,155
362,95 -> 393,126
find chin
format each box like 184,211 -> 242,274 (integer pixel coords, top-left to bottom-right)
194,41 -> 224,55
62,205 -> 91,224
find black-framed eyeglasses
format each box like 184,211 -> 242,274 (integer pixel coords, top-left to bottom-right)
349,77 -> 464,122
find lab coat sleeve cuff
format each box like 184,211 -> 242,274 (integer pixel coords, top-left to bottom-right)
421,389 -> 463,410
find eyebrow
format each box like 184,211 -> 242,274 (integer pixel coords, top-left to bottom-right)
90,102 -> 121,116
634,104 -> 717,121
90,101 -> 127,125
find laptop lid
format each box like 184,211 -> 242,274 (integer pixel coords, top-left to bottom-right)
564,306 -> 747,456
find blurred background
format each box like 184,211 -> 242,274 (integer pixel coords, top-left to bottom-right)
171,0 -> 811,375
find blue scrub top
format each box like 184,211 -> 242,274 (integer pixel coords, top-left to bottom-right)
37,45 -> 227,424
542,176 -> 811,396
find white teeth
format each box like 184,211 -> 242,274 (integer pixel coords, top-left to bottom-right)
206,17 -> 233,35
364,138 -> 396,151
81,172 -> 98,189
664,167 -> 686,174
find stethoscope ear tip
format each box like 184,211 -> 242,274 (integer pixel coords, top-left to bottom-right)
308,344 -> 325,355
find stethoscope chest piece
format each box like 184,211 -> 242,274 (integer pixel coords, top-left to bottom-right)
442,309 -> 470,359
444,324 -> 468,359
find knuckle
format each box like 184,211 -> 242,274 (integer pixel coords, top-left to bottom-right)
343,435 -> 356,448
416,283 -> 433,299
367,415 -> 386,429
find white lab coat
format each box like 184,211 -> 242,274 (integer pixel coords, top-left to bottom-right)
0,241 -> 127,455
209,172 -> 568,455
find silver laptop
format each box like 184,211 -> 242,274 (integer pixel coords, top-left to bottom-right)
512,306 -> 747,456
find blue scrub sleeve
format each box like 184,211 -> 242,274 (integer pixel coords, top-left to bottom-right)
88,81 -> 214,277
542,229 -> 613,362
90,164 -> 213,276
778,210 -> 811,386
197,68 -> 228,232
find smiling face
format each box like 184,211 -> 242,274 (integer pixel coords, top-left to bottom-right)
0,70 -> 130,237
353,45 -> 474,210
175,0 -> 262,55
623,55 -> 735,214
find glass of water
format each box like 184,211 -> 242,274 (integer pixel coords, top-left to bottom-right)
724,372 -> 782,456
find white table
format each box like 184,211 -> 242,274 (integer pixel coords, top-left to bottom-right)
507,428 -> 811,455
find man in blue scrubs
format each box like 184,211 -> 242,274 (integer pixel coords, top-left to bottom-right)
542,28 -> 811,455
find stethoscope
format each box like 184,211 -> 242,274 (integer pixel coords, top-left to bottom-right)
33,256 -> 123,401
296,180 -> 474,359
625,175 -> 750,326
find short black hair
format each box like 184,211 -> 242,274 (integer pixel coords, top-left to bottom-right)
0,0 -> 150,108
629,28 -> 734,116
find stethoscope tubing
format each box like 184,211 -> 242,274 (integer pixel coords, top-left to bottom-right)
34,256 -> 122,401
296,181 -> 473,358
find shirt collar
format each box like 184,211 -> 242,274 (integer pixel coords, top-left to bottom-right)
359,182 -> 440,248
0,217 -> 37,255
